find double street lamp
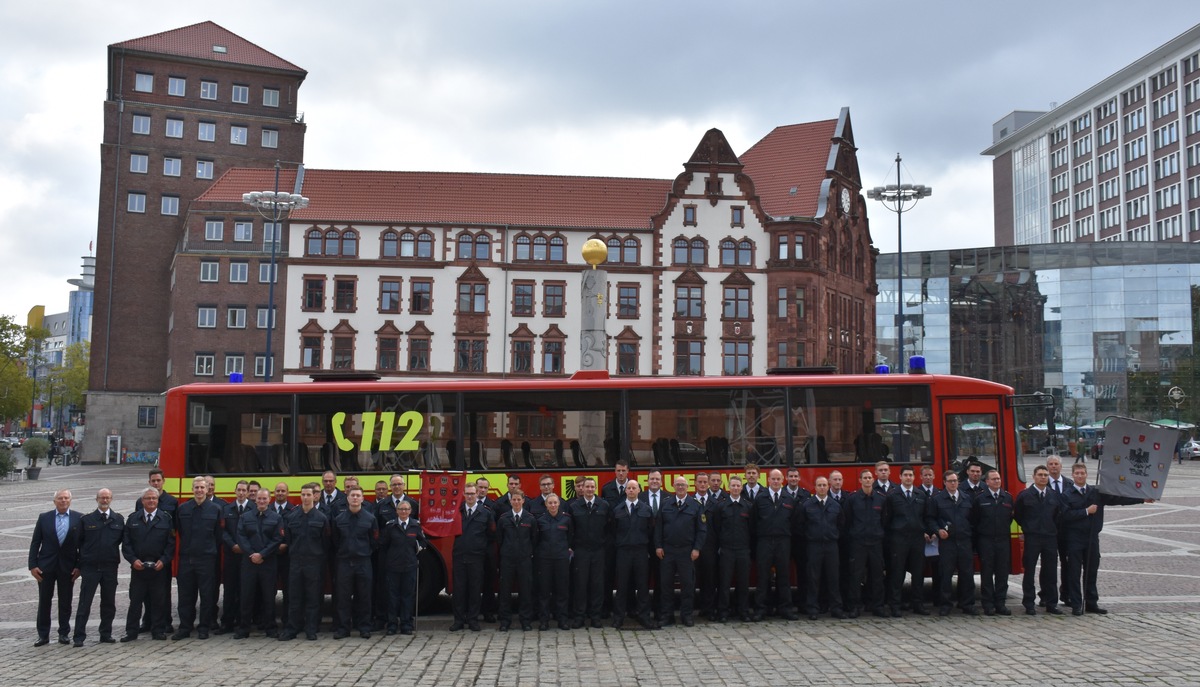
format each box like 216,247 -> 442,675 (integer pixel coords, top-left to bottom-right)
242,162 -> 308,382
867,153 -> 932,373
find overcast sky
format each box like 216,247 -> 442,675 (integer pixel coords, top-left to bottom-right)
2,1 -> 1198,324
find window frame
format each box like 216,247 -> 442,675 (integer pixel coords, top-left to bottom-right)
195,354 -> 215,376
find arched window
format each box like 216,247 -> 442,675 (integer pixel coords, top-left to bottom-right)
514,235 -> 531,260
341,230 -> 358,257
737,240 -> 753,266
306,229 -> 322,256
533,235 -> 548,261
607,237 -> 621,264
549,236 -> 565,262
720,239 -> 736,266
474,233 -> 490,260
622,237 -> 639,265
381,230 -> 398,258
457,232 -> 475,260
673,237 -> 689,264
416,232 -> 433,258
400,231 -> 416,257
324,230 -> 340,256
690,238 -> 706,266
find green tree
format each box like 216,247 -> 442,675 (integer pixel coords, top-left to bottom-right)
57,342 -> 89,411
22,437 -> 50,466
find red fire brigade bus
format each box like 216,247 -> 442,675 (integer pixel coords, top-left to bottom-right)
158,367 -> 1028,606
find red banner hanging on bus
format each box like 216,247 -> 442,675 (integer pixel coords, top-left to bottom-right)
420,470 -> 466,537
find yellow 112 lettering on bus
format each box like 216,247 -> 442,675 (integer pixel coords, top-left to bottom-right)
331,411 -> 424,452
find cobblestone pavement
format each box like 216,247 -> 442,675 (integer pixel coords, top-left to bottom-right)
0,458 -> 1196,686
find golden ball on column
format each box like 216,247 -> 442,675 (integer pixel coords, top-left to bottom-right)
581,238 -> 608,268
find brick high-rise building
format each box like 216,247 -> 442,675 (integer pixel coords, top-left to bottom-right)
87,22 -> 306,460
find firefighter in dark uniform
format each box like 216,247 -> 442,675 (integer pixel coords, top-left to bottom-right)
216,480 -> 252,634
882,466 -> 932,616
1060,462 -> 1150,615
692,473 -> 720,620
844,469 -> 887,618
798,476 -> 845,619
381,500 -> 428,635
753,469 -> 799,621
567,477 -> 609,628
972,469 -> 1015,615
611,481 -> 657,630
600,461 -> 633,618
1014,464 -> 1063,615
450,483 -> 494,632
131,469 -> 177,635
73,488 -> 124,646
332,486 -> 379,638
714,476 -> 754,622
172,477 -> 223,640
474,477 -> 501,623
784,468 -> 811,612
655,476 -> 706,626
269,483 -> 294,630
280,484 -> 330,640
235,490 -> 283,638
120,488 -> 175,641
927,471 -> 979,615
375,474 -> 420,632
496,491 -> 537,631
535,493 -> 573,630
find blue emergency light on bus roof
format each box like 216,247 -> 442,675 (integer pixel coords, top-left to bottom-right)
874,364 -> 890,374
908,356 -> 927,374
229,372 -> 244,383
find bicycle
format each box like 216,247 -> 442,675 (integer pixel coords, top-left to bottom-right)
52,447 -> 80,467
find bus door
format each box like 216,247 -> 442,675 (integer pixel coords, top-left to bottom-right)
938,395 -> 1024,572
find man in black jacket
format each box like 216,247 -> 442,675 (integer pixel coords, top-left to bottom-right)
381,500 -> 428,635
753,469 -> 798,621
567,477 -> 609,628
1014,464 -> 1064,615
883,466 -> 932,616
73,488 -> 124,646
450,483 -> 494,632
496,491 -> 537,631
280,483 -> 329,641
927,471 -> 978,616
844,470 -> 886,618
331,486 -> 378,639
798,476 -> 845,620
714,476 -> 754,622
973,469 -> 1015,616
216,480 -> 252,634
172,477 -> 223,640
612,481 -> 657,630
535,494 -> 573,630
1059,462 -> 1150,615
655,476 -> 706,627
234,490 -> 284,638
121,489 -> 175,642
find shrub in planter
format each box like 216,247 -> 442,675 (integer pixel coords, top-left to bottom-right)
22,437 -> 51,467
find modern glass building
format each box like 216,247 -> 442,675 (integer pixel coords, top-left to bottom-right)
877,242 -> 1200,426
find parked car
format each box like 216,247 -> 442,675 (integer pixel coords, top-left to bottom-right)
1180,440 -> 1200,460
0,436 -> 20,449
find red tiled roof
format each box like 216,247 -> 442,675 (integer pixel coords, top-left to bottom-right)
111,21 -> 304,74
197,168 -> 672,230
739,119 -> 838,219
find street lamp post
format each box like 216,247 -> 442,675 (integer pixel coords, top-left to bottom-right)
242,162 -> 309,383
867,153 -> 932,373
